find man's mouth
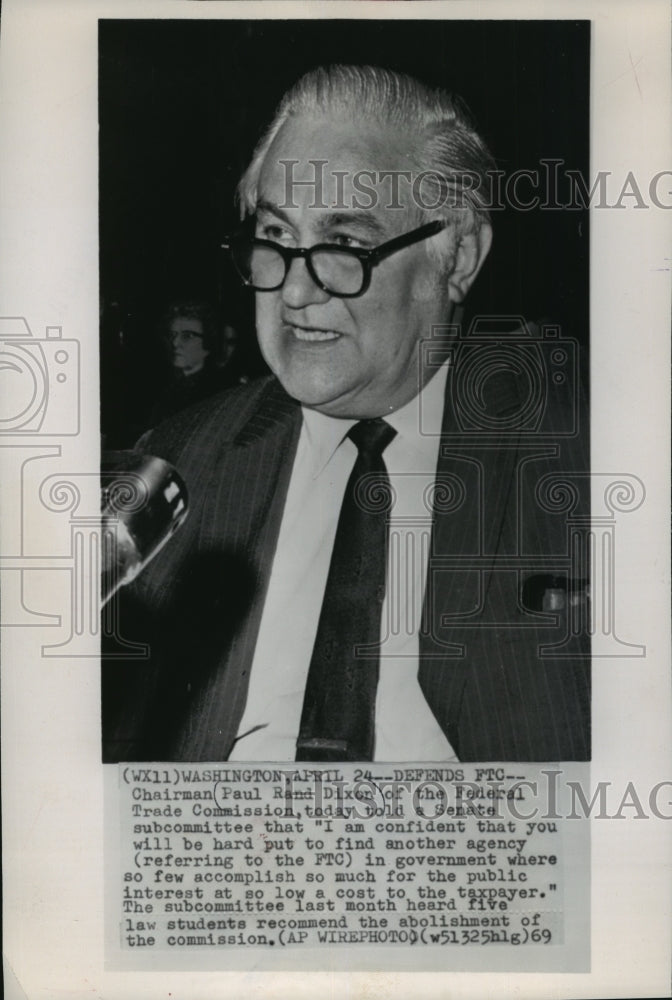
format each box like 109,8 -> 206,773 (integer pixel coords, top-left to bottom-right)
288,324 -> 341,343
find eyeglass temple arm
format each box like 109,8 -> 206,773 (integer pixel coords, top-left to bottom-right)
368,220 -> 449,264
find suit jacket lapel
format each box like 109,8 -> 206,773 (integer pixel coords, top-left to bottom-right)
171,379 -> 302,759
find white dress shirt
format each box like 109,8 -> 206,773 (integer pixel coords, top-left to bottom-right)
229,363 -> 457,761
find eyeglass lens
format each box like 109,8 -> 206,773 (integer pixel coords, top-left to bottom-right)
237,242 -> 366,295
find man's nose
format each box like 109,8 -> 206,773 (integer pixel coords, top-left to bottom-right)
281,256 -> 330,309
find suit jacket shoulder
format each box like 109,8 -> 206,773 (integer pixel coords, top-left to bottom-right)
139,375 -> 291,463
102,376 -> 302,762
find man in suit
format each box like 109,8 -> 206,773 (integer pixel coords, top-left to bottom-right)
102,65 -> 590,763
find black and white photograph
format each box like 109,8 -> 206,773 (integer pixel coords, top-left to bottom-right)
1,1 -> 670,997
100,18 -> 591,765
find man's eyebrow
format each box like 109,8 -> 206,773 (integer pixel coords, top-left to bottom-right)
255,201 -> 388,239
255,199 -> 291,221
315,211 -> 387,238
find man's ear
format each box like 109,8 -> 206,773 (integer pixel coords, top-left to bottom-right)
446,222 -> 493,303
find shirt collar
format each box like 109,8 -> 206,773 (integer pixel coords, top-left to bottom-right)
384,358 -> 449,443
300,359 -> 449,479
300,407 -> 357,479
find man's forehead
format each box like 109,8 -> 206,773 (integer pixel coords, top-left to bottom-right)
261,113 -> 412,177
257,114 -> 416,219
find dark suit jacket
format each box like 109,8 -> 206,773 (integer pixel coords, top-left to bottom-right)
102,362 -> 590,762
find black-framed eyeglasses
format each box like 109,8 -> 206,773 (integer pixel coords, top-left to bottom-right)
221,219 -> 448,298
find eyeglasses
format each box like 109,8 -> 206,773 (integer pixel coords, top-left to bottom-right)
167,329 -> 203,344
221,219 -> 448,298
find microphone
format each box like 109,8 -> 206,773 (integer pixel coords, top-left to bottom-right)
100,451 -> 189,606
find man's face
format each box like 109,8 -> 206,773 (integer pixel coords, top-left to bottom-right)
253,115 -> 456,419
169,317 -> 209,375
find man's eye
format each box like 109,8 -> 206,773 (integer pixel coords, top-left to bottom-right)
257,223 -> 293,244
329,233 -> 367,249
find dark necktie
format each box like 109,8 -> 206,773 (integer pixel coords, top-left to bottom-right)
296,418 -> 397,762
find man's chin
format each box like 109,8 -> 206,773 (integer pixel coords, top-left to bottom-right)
279,376 -> 391,420
273,368 -> 355,417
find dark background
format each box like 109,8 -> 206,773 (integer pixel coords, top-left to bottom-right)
99,19 -> 589,445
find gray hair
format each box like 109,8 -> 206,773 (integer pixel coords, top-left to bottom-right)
237,64 -> 496,236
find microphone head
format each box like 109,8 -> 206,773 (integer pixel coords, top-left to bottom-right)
101,451 -> 189,605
